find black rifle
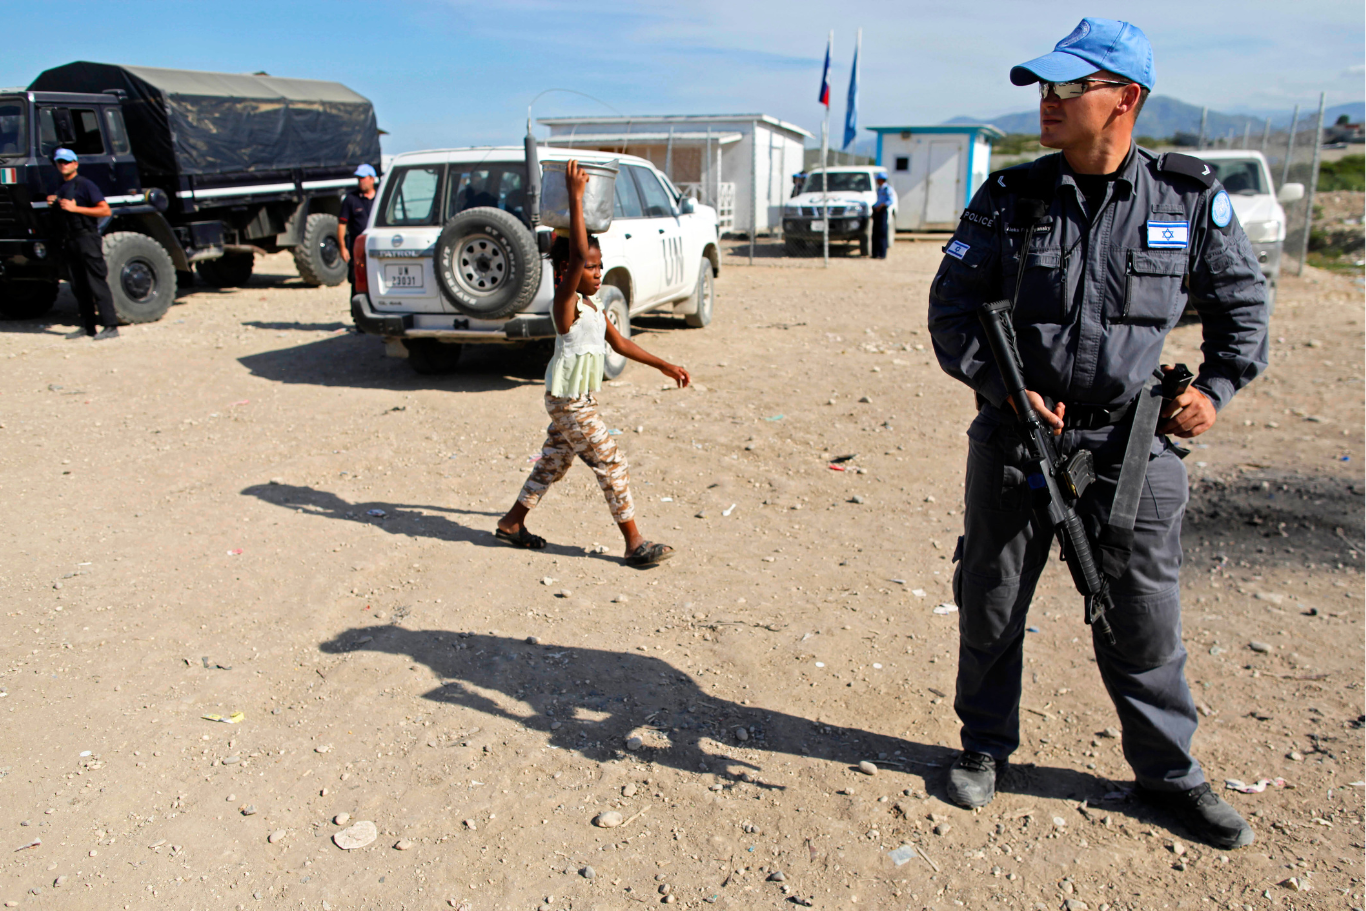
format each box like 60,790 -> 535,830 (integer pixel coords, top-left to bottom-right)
976,297 -> 1118,643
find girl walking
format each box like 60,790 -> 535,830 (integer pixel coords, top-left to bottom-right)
496,160 -> 689,567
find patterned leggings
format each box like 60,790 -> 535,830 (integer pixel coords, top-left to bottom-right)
517,392 -> 635,523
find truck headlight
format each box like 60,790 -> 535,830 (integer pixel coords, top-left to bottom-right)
1243,219 -> 1282,244
32,242 -> 47,259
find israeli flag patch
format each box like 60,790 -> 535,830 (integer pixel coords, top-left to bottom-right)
1146,221 -> 1189,249
1210,190 -> 1233,228
946,239 -> 970,260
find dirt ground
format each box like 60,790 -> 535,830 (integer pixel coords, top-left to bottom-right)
0,238 -> 1361,911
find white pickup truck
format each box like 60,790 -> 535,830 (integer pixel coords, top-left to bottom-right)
782,166 -> 894,256
1197,150 -> 1304,313
351,147 -> 720,374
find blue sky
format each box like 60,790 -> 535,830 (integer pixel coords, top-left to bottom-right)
2,0 -> 1361,155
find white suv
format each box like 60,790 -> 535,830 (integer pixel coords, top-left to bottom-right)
352,147 -> 720,374
782,166 -> 894,256
1196,150 -> 1304,313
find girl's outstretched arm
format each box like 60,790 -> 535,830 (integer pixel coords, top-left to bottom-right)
603,320 -> 691,388
552,160 -> 591,335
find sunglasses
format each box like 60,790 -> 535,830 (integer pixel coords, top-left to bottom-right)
1038,79 -> 1133,100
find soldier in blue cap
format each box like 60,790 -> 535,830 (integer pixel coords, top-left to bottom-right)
928,18 -> 1266,849
46,148 -> 118,340
339,163 -> 378,300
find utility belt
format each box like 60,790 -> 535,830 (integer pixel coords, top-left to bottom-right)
980,364 -> 1195,578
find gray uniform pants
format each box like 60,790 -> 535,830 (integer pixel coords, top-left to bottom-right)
952,410 -> 1204,792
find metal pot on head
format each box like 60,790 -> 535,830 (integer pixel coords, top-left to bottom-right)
539,159 -> 618,234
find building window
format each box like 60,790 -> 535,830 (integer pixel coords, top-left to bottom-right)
895,156 -> 909,172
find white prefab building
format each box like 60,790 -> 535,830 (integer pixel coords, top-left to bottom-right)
867,125 -> 1004,231
537,114 -> 811,235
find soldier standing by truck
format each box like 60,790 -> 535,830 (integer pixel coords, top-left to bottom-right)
339,163 -> 377,300
46,148 -> 118,340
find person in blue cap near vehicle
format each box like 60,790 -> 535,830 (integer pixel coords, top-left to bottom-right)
339,163 -> 378,300
46,148 -> 118,340
871,173 -> 893,259
927,18 -> 1266,849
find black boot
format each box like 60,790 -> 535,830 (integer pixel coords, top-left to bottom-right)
946,751 -> 1004,809
65,328 -> 92,339
1139,783 -> 1254,849
92,326 -> 120,341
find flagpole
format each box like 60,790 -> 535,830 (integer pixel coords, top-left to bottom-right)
822,31 -> 832,268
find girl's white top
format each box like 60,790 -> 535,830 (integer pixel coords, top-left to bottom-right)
544,294 -> 606,397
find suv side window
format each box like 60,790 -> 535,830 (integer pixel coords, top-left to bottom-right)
613,167 -> 644,218
629,165 -> 675,218
37,108 -> 58,158
103,108 -> 131,156
379,166 -> 443,226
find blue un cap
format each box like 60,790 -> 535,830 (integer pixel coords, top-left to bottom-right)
354,163 -> 377,179
52,148 -> 78,163
1010,18 -> 1155,91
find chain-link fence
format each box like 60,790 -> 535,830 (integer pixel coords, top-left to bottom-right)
1256,106 -> 1327,274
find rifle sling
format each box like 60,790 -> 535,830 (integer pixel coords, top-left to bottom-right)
1099,373 -> 1164,577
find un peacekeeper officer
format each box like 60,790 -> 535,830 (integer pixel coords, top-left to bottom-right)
927,18 -> 1267,849
46,148 -> 118,340
871,174 -> 892,259
339,163 -> 377,300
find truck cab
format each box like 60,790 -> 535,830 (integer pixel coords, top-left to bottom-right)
0,89 -> 145,317
781,166 -> 893,256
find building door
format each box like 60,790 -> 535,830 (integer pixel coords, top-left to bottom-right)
922,140 -> 961,227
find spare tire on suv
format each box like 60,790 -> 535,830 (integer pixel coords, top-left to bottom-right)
434,207 -> 541,321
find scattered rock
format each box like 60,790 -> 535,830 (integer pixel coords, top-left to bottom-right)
555,589 -> 573,599
239,804 -> 257,816
768,871 -> 786,882
222,755 -> 241,765
267,829 -> 286,844
1169,841 -> 1186,856
315,745 -> 331,753
625,736 -> 643,751
612,594 -> 629,603
332,820 -> 378,850
1099,727 -> 1120,739
858,395 -> 872,403
1287,751 -> 1304,761
541,577 -> 555,586
593,811 -> 624,828
850,495 -> 866,504
333,813 -> 350,826
735,727 -> 749,742
526,636 -> 541,645
394,839 -> 414,851
933,823 -> 951,836
858,760 -> 878,776
581,865 -> 596,880
463,819 -> 477,831
1062,901 -> 1089,911
622,783 -> 637,798
1249,641 -> 1272,653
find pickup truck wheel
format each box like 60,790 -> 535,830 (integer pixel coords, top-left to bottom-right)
103,231 -> 176,323
195,251 -> 254,288
434,207 -> 541,320
293,213 -> 347,287
858,224 -> 870,256
601,286 -> 629,379
0,280 -> 58,320
683,259 -> 714,328
404,339 -> 464,375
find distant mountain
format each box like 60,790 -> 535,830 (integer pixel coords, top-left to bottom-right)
947,97 -> 1366,139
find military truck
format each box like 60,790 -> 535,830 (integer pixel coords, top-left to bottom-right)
0,62 -> 381,322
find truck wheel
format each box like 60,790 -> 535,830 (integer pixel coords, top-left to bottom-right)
602,286 -> 629,379
684,258 -> 714,328
434,207 -> 541,320
404,339 -> 464,375
195,252 -> 254,288
859,224 -> 871,256
103,231 -> 177,323
293,213 -> 346,287
0,281 -> 58,320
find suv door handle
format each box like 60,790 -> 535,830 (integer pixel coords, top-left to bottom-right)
658,228 -> 666,234
624,233 -> 631,239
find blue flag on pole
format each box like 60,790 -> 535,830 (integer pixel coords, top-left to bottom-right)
842,32 -> 860,149
818,36 -> 831,106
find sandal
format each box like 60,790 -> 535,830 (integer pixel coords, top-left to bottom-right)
494,527 -> 547,549
625,541 -> 674,567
